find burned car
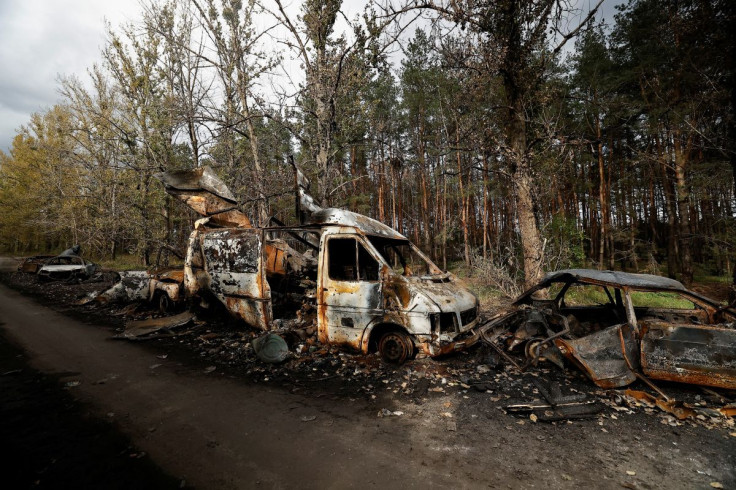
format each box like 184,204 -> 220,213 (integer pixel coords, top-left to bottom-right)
483,269 -> 736,390
37,255 -> 98,282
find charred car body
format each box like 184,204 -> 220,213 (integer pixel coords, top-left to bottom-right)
157,166 -> 480,363
37,255 -> 98,282
484,269 -> 736,390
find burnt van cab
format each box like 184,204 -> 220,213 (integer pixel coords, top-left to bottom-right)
161,166 -> 480,363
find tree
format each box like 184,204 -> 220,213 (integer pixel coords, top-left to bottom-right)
391,0 -> 603,287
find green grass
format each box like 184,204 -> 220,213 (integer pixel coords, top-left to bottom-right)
629,291 -> 696,309
95,254 -> 184,271
693,274 -> 732,284
561,286 -> 612,306
552,285 -> 696,309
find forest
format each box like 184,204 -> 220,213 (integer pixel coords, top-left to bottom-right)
0,0 -> 733,291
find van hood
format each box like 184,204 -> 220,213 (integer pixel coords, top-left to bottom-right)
405,275 -> 478,314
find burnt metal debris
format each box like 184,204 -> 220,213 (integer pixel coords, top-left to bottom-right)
17,255 -> 54,274
504,378 -> 604,421
117,311 -> 197,340
151,165 -> 481,363
483,269 -> 736,391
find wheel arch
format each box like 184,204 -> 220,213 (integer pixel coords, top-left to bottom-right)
364,322 -> 412,354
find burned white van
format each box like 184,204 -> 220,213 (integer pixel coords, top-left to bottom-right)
159,166 -> 480,364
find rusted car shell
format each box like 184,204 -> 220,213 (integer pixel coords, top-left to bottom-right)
315,226 -> 479,358
161,167 -> 480,361
37,255 -> 97,282
507,269 -> 736,390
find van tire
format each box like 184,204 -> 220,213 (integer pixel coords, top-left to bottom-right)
378,331 -> 413,365
158,292 -> 173,314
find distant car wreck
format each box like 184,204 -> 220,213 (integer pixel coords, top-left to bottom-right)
37,254 -> 98,282
482,269 -> 736,390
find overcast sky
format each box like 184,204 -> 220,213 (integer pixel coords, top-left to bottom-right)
0,0 -> 618,155
0,0 -> 144,153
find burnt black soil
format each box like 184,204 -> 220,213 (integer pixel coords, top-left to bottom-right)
0,329 -> 187,489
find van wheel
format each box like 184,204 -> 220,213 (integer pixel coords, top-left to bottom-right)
158,293 -> 173,314
378,331 -> 413,365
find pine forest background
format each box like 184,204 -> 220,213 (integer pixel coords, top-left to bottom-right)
1,0 -> 734,293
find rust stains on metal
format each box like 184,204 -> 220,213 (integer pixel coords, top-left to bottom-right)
485,269 -> 736,390
624,389 -> 697,420
639,322 -> 736,390
157,166 -> 482,364
157,166 -> 252,228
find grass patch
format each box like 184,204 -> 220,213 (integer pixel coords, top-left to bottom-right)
629,291 -> 696,309
96,255 -> 184,271
693,274 -> 732,284
561,285 -> 612,306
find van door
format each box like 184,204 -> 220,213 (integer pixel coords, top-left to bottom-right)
201,228 -> 272,330
318,235 -> 382,349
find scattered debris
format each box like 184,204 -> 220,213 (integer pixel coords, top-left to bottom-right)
116,312 -> 195,340
252,333 -> 289,363
505,379 -> 603,421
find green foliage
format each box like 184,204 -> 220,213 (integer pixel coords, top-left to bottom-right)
542,214 -> 586,270
0,0 -> 733,285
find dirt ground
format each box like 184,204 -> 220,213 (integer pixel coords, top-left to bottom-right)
1,257 -> 735,489
0,330 -> 186,489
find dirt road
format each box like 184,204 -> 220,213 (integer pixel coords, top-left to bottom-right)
1,256 -> 734,489
0,283 -> 461,488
